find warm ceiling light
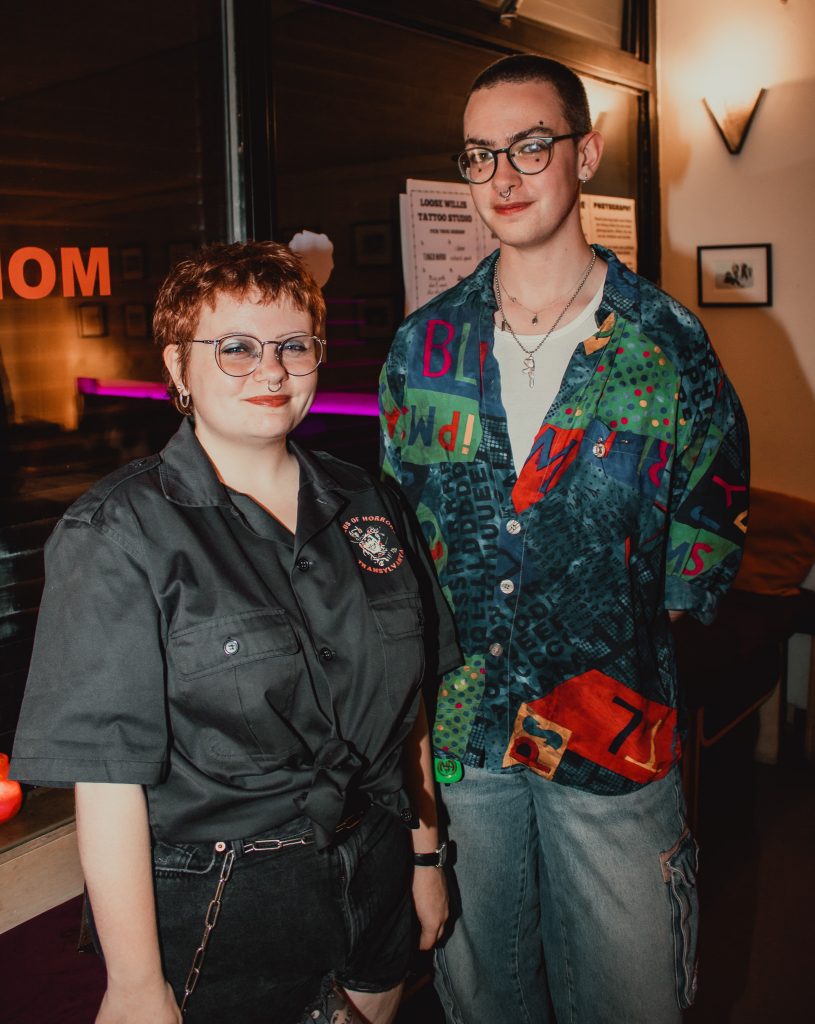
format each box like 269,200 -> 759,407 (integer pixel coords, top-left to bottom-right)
702,88 -> 767,155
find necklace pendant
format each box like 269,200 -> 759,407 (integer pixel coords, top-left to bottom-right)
522,355 -> 535,387
531,315 -> 538,326
501,318 -> 507,331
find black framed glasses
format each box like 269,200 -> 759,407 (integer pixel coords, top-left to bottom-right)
455,133 -> 582,184
192,334 -> 325,377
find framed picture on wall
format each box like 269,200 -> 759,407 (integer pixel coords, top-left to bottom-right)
359,296 -> 395,339
353,222 -> 393,267
77,303 -> 108,338
697,244 -> 772,307
120,246 -> 146,281
124,303 -> 150,338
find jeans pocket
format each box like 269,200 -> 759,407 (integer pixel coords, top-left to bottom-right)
153,838 -> 217,877
660,825 -> 700,1009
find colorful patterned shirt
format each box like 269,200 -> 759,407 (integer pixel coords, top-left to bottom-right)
379,246 -> 749,795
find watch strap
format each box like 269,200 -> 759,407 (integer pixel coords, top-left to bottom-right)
413,840 -> 447,868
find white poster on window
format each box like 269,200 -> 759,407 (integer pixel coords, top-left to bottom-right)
579,194 -> 637,272
400,183 -> 637,313
400,179 -> 498,314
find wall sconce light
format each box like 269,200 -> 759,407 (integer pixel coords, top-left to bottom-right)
702,88 -> 767,155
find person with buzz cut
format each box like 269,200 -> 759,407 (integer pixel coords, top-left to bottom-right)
380,54 -> 749,1024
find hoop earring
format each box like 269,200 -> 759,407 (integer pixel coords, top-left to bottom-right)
179,391 -> 191,410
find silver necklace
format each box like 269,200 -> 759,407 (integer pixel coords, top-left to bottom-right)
496,274 -> 557,326
494,249 -> 596,388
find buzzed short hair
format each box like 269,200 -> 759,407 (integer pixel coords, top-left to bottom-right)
468,54 -> 592,136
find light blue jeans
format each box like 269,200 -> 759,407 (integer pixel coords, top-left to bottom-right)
434,765 -> 698,1024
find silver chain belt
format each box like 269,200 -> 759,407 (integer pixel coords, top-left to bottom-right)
178,811 -> 365,1015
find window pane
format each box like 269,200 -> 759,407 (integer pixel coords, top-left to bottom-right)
268,4 -> 640,402
1,0 -> 227,755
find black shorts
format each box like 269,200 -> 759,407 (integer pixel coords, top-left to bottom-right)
151,804 -> 412,1023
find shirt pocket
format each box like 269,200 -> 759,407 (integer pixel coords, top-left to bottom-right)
581,417 -> 673,500
368,593 -> 426,713
169,608 -> 305,767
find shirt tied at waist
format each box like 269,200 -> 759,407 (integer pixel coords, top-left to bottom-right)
294,738 -> 364,849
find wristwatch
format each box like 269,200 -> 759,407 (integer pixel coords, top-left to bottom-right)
413,841 -> 448,868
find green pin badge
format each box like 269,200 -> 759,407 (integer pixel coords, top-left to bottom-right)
434,756 -> 463,784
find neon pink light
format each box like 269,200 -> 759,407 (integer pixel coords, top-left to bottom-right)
311,393 -> 378,417
77,377 -> 168,400
76,378 -> 379,417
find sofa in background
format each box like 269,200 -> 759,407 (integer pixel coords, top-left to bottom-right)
675,487 -> 815,829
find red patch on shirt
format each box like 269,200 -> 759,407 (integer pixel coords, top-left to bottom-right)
512,424 -> 584,513
504,670 -> 678,784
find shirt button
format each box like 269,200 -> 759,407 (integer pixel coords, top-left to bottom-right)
506,519 -> 522,535
223,638 -> 240,656
499,579 -> 515,595
319,647 -> 335,661
296,558 -> 311,572
489,642 -> 504,657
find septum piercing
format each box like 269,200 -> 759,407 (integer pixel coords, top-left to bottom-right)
499,186 -> 513,200
267,380 -> 283,393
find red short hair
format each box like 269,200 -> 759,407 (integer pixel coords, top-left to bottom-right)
153,240 -> 326,414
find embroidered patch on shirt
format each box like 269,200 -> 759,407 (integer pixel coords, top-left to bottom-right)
342,515 -> 405,574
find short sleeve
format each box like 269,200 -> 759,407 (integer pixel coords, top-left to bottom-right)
10,519 -> 170,786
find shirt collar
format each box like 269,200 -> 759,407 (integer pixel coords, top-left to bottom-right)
463,244 -> 641,331
158,416 -> 367,509
594,244 -> 641,328
159,418 -> 232,508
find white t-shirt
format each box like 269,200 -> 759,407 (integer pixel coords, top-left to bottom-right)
493,283 -> 604,474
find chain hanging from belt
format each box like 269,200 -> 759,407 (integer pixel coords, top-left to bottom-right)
178,812 -> 364,1015
180,844 -> 235,1015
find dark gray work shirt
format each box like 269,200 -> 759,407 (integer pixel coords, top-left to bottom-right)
11,419 -> 461,845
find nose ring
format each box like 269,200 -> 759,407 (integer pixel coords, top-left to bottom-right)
267,380 -> 283,393
499,186 -> 513,200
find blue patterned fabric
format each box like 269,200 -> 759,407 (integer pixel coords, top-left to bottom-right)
380,246 -> 749,794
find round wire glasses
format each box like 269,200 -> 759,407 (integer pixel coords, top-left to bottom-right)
456,133 -> 582,184
192,334 -> 325,377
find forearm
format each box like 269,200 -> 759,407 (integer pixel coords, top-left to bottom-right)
403,695 -> 440,854
403,695 -> 448,950
75,783 -> 168,1001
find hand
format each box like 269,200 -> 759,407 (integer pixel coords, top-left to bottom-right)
412,866 -> 449,951
96,979 -> 182,1024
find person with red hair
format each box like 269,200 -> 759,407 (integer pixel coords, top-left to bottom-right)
12,241 -> 460,1023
